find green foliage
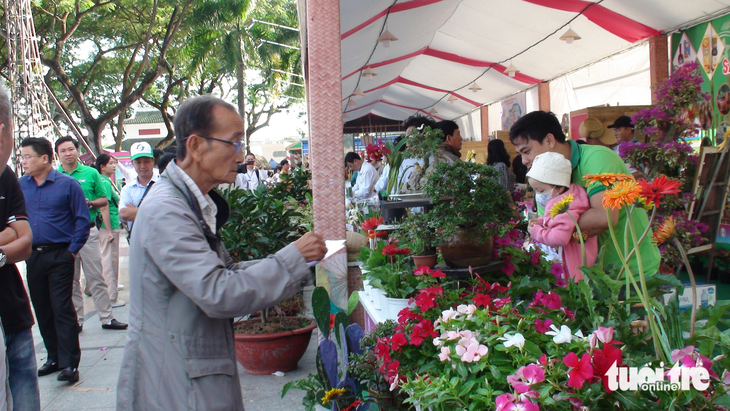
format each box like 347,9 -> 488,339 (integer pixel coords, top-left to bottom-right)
423,161 -> 514,243
395,212 -> 438,256
402,126 -> 443,170
281,374 -> 323,411
312,286 -> 331,340
219,185 -> 304,262
270,169 -> 312,204
360,241 -> 421,298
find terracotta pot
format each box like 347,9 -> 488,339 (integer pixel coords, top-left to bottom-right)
233,317 -> 317,375
412,254 -> 438,268
440,231 -> 493,268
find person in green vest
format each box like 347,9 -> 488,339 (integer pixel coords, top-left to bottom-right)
95,154 -> 125,307
55,137 -> 127,331
509,111 -> 660,277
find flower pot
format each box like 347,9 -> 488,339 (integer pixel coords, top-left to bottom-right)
371,287 -> 383,311
384,297 -> 411,320
233,317 -> 317,375
440,232 -> 493,268
361,279 -> 373,304
378,291 -> 390,318
412,254 -> 438,268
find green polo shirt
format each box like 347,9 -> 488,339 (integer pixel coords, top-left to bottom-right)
567,140 -> 660,276
100,175 -> 120,230
58,163 -> 107,222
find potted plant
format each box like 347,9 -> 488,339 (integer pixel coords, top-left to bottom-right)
422,161 -> 514,268
220,179 -> 317,375
396,212 -> 438,268
359,240 -> 421,319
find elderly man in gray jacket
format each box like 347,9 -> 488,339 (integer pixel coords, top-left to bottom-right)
116,95 -> 326,411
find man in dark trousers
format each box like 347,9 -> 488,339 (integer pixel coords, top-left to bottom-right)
19,137 -> 89,383
0,86 -> 40,409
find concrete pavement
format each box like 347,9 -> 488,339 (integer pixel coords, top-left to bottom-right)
18,241 -> 315,410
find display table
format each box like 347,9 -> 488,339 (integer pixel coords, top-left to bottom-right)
379,195 -> 433,210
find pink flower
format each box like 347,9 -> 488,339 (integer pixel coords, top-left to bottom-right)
454,336 -> 488,363
534,318 -> 553,334
440,308 -> 458,322
438,346 -> 451,362
495,393 -> 515,411
501,261 -> 516,276
431,269 -> 446,278
542,292 -> 562,310
549,263 -> 564,278
456,304 -> 477,318
413,266 -> 432,276
589,326 -> 621,349
507,364 -> 545,393
530,251 -> 541,265
494,297 -> 511,308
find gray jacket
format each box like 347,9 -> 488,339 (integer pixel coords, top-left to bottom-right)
116,164 -> 311,411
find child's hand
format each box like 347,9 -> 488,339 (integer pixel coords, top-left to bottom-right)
528,218 -> 539,228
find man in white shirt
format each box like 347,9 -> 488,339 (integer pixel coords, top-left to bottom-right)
119,142 -> 159,233
235,153 -> 265,190
345,152 -> 378,199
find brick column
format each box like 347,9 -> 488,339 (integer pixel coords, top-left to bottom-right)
538,81 -> 550,112
306,0 -> 345,241
480,105 -> 489,140
649,34 -> 669,105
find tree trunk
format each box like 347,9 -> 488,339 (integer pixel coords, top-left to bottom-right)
115,116 -> 126,151
237,59 -> 247,153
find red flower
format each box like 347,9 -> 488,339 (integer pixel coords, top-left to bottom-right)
564,352 -> 594,389
473,293 -> 492,308
542,292 -> 562,310
382,244 -> 399,256
592,344 -> 623,393
329,313 -> 335,330
374,338 -> 392,363
431,269 -> 446,278
414,286 -> 443,312
361,216 -> 383,231
390,333 -> 408,352
638,175 -> 682,207
409,319 -> 437,346
562,308 -> 576,321
530,251 -> 541,265
501,261 -> 515,276
534,318 -> 553,334
413,267 -> 432,276
395,247 -> 411,256
385,360 -> 400,380
397,308 -> 422,324
342,400 -> 363,411
365,230 -> 387,239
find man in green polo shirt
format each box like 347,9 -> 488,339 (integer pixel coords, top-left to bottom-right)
509,111 -> 660,277
56,137 -> 127,331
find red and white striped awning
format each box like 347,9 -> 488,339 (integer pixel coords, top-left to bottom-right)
337,0 -> 730,122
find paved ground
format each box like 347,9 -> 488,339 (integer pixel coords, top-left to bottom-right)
18,241 -> 316,410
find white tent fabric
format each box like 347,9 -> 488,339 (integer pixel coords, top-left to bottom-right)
339,0 -> 730,123
550,42 -> 652,122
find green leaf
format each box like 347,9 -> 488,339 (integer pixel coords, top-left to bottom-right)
347,291 -> 360,315
714,395 -> 730,407
312,287 -> 331,339
334,312 -> 349,348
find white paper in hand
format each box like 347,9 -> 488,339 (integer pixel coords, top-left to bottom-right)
307,239 -> 346,267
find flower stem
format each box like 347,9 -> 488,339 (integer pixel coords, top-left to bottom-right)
567,212 -> 586,267
673,237 -> 697,338
616,207 -> 657,281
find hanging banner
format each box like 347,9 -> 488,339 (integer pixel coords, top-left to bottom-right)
501,92 -> 526,131
672,17 -> 730,144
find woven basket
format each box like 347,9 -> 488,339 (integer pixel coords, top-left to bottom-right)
346,231 -> 368,262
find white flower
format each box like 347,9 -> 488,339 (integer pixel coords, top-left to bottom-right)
545,324 -> 573,344
498,333 -> 526,350
438,346 -> 451,362
457,304 -> 477,319
441,308 -> 458,322
573,329 -> 586,342
433,337 -> 444,347
446,331 -> 460,340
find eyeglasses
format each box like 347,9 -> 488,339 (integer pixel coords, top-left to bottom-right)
194,134 -> 243,153
20,155 -> 40,162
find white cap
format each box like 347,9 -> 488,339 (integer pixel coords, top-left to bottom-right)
130,142 -> 154,160
526,152 -> 572,188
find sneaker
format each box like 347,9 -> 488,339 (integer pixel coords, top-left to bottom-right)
112,299 -> 126,308
117,284 -> 125,290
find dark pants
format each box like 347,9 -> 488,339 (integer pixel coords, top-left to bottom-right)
26,247 -> 80,369
5,329 -> 40,411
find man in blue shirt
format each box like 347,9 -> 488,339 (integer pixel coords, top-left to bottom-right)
119,142 -> 157,232
18,138 -> 88,384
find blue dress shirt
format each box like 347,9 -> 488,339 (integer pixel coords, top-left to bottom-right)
19,168 -> 90,254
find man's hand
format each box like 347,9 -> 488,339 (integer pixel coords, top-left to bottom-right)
293,232 -> 327,263
107,231 -> 114,243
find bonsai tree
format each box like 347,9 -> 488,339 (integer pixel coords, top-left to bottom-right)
396,212 -> 437,256
423,161 -> 514,245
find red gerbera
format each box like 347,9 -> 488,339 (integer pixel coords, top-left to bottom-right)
365,230 -> 387,239
637,175 -> 682,207
361,216 -> 383,231
564,352 -> 594,389
413,267 -> 432,276
382,244 -> 399,256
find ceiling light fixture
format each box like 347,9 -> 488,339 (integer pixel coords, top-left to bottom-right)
468,82 -> 482,93
347,100 -> 357,107
353,87 -> 365,98
447,94 -> 458,104
428,107 -> 438,115
505,62 -> 519,78
343,112 -> 350,119
361,67 -> 378,79
377,25 -> 398,48
559,27 -> 581,44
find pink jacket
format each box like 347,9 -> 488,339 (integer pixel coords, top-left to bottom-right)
529,184 -> 598,281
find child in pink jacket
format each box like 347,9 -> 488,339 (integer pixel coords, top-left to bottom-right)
527,152 -> 598,282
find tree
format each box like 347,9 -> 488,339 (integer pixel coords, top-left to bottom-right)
11,0 -> 193,154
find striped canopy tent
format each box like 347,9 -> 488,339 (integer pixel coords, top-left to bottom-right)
328,0 -> 730,123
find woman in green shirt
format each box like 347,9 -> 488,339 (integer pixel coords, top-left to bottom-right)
95,154 -> 125,306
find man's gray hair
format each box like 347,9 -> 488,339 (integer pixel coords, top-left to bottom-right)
0,83 -> 11,127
